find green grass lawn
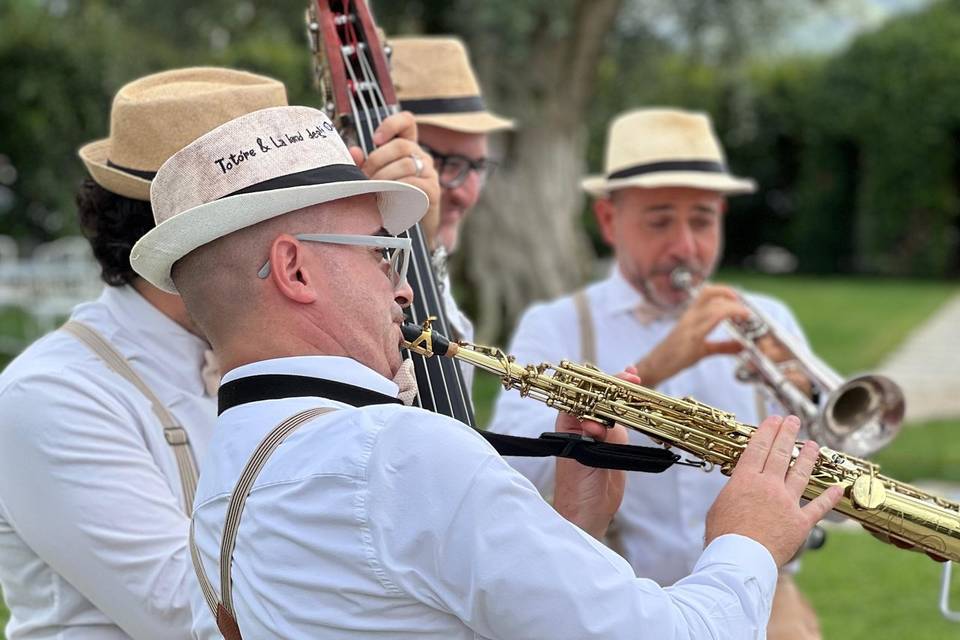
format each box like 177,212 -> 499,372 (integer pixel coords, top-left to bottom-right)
1,273 -> 958,638
718,271 -> 957,375
798,529 -> 959,640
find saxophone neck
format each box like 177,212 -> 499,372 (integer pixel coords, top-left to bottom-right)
400,321 -> 526,381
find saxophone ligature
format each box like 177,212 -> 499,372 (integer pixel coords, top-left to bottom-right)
401,321 -> 960,563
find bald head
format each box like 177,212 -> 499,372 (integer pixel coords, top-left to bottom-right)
171,194 -> 412,378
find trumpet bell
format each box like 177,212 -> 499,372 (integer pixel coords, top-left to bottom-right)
819,374 -> 905,457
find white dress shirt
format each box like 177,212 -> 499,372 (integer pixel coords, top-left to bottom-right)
0,285 -> 216,639
489,267 -> 808,586
191,354 -> 777,639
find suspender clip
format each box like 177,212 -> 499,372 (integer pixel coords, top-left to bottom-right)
164,426 -> 190,446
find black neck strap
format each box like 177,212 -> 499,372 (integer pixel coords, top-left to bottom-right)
217,373 -> 684,474
218,374 -> 401,415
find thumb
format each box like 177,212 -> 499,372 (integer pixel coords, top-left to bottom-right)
704,339 -> 743,356
801,485 -> 842,525
348,146 -> 366,169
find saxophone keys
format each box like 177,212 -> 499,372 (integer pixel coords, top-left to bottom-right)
851,475 -> 887,510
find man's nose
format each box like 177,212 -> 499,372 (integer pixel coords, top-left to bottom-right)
668,223 -> 697,260
394,278 -> 414,308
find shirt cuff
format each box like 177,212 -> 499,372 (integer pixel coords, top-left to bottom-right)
696,533 -> 779,601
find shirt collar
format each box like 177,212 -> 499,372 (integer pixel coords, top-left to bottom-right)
98,285 -> 211,390
222,355 -> 400,399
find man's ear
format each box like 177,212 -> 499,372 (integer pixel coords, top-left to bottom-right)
593,197 -> 617,248
267,234 -> 319,304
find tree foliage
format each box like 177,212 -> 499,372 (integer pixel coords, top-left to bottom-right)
0,0 -> 956,340
799,0 -> 960,275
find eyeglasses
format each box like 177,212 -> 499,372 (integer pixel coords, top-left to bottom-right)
420,143 -> 498,189
257,233 -> 412,288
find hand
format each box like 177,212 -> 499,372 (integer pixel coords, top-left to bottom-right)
705,415 -> 843,567
750,334 -> 814,398
634,285 -> 749,387
553,368 -> 635,539
348,111 -> 441,247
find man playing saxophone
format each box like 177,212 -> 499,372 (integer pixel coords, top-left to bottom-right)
489,107 -> 824,640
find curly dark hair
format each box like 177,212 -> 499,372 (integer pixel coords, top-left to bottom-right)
76,179 -> 155,286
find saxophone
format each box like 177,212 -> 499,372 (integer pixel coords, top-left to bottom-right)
401,321 -> 960,562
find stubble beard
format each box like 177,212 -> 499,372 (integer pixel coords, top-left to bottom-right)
636,259 -> 715,313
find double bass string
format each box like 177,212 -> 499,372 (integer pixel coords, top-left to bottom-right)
342,1 -> 471,423
341,4 -> 447,414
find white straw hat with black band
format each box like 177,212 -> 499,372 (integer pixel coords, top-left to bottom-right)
390,36 -> 514,134
78,67 -> 289,201
130,105 -> 428,293
581,108 -> 756,197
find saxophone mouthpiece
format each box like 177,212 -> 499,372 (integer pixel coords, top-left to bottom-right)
401,320 -> 457,358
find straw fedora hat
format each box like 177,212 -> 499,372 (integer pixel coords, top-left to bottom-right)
581,108 -> 756,197
79,67 -> 288,201
391,36 -> 514,134
130,106 -> 428,293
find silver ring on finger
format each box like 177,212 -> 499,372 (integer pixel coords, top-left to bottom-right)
410,153 -> 424,178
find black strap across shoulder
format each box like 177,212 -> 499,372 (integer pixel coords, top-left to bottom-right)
218,374 -> 681,474
480,430 -> 679,473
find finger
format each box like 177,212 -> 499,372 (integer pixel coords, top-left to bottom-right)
348,146 -> 365,167
689,300 -> 748,340
703,340 -> 743,356
762,415 -> 801,476
693,285 -> 741,306
365,156 -> 436,183
702,298 -> 751,325
391,179 -> 440,207
800,485 -> 843,525
785,440 -> 819,497
579,419 -> 608,440
555,412 -> 583,435
363,138 -> 424,177
372,110 -> 417,146
604,423 -> 630,446
614,369 -> 642,386
734,415 -> 784,474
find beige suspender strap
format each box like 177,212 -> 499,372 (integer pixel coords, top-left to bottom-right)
190,406 -> 336,640
572,289 -> 597,365
571,291 -> 627,554
61,320 -> 199,514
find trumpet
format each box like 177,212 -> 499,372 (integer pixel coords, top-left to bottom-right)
669,267 -> 905,458
401,320 -> 960,563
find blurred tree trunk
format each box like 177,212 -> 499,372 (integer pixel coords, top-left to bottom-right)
453,0 -> 624,343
